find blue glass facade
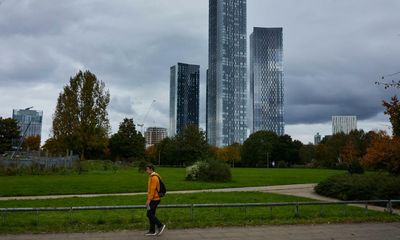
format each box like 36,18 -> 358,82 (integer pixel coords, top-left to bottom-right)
207,0 -> 247,146
169,63 -> 200,136
250,27 -> 284,135
12,109 -> 43,138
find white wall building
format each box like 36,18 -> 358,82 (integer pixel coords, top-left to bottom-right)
332,116 -> 357,134
145,127 -> 167,147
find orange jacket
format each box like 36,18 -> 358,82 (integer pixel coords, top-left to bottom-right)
147,172 -> 161,201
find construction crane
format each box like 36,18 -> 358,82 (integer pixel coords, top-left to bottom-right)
137,99 -> 156,135
10,106 -> 34,161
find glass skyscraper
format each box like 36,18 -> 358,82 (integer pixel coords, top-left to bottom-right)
12,108 -> 43,138
207,0 -> 247,146
250,27 -> 284,135
169,63 -> 200,136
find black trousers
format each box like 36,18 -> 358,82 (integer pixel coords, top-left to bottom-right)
147,200 -> 163,232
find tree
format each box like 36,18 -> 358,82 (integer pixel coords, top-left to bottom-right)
42,137 -> 63,156
299,144 -> 316,165
109,118 -> 145,161
22,135 -> 41,151
362,132 -> 400,175
156,137 -> 178,165
314,132 -> 347,168
51,70 -> 110,159
175,125 -> 209,166
241,131 -> 279,167
273,135 -> 303,166
376,75 -> 400,137
383,96 -> 400,137
0,118 -> 20,154
216,143 -> 241,167
340,139 -> 364,174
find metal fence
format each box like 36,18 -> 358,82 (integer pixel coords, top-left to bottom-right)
0,200 -> 398,224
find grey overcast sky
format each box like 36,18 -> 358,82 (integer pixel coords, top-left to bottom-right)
0,0 -> 399,144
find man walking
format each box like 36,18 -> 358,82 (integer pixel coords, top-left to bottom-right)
145,163 -> 166,236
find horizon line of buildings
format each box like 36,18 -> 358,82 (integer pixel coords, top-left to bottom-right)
6,1 -> 360,148
169,0 -> 285,147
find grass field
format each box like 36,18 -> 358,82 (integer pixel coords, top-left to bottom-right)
0,191 -> 398,234
0,167 -> 345,197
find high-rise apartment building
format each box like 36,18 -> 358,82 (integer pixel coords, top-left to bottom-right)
314,132 -> 321,145
207,0 -> 247,146
250,27 -> 284,135
145,127 -> 167,147
332,116 -> 357,134
12,108 -> 43,138
169,63 -> 200,136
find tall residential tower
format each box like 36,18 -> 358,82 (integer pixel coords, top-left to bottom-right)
207,0 -> 247,146
169,63 -> 200,136
250,27 -> 284,135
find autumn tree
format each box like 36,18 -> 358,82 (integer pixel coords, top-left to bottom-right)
216,143 -> 241,167
51,70 -> 110,159
0,117 -> 20,153
22,135 -> 41,151
340,139 -> 364,174
362,132 -> 400,175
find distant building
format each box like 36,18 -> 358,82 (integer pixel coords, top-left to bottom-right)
207,0 -> 248,146
250,27 -> 284,135
145,127 -> 167,147
314,132 -> 321,145
12,108 -> 43,138
169,63 -> 200,136
332,116 -> 357,134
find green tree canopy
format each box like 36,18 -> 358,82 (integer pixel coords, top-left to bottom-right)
51,70 -> 110,159
109,118 -> 145,161
0,118 -> 20,153
241,130 -> 279,167
175,124 -> 210,166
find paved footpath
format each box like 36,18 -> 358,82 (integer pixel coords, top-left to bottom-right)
1,223 -> 399,240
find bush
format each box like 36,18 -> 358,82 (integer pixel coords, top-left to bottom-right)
315,173 -> 400,201
186,160 -> 231,182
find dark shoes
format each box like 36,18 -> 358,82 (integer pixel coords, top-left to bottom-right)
145,231 -> 157,236
145,225 -> 166,237
157,224 -> 166,236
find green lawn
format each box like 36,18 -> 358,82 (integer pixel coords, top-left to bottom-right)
0,192 -> 398,234
0,167 -> 344,197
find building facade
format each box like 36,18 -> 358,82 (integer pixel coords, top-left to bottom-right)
145,127 -> 167,147
207,0 -> 247,146
332,116 -> 357,134
12,108 -> 43,138
250,27 -> 284,135
169,63 -> 200,136
314,132 -> 321,145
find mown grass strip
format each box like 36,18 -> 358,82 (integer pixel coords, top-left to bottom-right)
0,192 -> 398,234
0,167 -> 344,197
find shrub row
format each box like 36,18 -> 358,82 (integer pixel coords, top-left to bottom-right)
315,173 -> 400,201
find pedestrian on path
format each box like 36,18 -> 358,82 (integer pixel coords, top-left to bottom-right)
145,163 -> 166,236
